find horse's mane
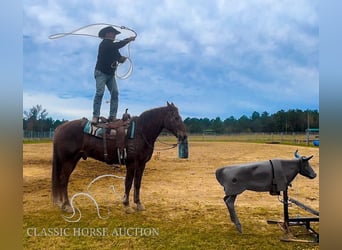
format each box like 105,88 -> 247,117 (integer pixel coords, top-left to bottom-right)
133,104 -> 179,130
138,106 -> 169,123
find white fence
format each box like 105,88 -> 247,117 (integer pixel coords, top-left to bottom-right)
23,130 -> 55,140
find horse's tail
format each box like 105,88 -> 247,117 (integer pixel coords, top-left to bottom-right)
51,123 -> 66,205
51,119 -> 87,206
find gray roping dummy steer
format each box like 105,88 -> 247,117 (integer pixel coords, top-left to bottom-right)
215,150 -> 316,233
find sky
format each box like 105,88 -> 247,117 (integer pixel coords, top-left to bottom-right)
23,0 -> 318,121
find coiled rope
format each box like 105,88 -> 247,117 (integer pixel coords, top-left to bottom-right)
49,23 -> 137,79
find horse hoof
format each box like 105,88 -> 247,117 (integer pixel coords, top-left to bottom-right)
122,195 -> 129,207
136,203 -> 146,211
62,204 -> 73,213
54,201 -> 63,208
125,206 -> 135,214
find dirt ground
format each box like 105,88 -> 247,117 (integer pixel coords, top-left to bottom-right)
23,140 -> 319,248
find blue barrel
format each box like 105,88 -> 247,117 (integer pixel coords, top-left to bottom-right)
313,140 -> 319,147
178,138 -> 189,159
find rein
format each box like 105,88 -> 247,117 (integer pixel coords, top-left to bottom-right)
157,138 -> 178,150
142,134 -> 178,151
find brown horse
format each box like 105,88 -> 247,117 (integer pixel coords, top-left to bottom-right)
52,102 -> 187,213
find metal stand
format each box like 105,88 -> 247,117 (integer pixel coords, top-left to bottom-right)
267,188 -> 319,243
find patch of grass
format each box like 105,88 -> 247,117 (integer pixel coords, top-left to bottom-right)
22,133 -> 317,147
23,138 -> 52,144
157,134 -> 317,147
23,205 -> 319,249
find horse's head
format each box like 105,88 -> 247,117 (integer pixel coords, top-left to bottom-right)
164,102 -> 187,142
294,150 -> 317,179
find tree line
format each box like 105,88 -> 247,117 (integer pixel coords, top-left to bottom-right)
23,105 -> 67,132
184,109 -> 319,134
23,105 -> 319,134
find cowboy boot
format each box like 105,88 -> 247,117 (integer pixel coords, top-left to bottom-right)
91,116 -> 99,124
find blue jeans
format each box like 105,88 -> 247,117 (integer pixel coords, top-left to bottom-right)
93,69 -> 118,118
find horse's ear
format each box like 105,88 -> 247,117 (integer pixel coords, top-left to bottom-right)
166,102 -> 175,108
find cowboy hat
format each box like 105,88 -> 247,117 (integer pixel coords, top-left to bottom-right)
98,26 -> 121,38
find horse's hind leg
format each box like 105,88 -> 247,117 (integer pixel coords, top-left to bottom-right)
224,195 -> 242,233
59,160 -> 79,212
52,150 -> 65,207
52,157 -> 79,213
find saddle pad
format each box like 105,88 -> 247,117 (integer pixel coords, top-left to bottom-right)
83,121 -> 104,138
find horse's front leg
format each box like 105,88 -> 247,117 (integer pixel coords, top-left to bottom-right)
224,195 -> 242,233
133,164 -> 146,211
123,166 -> 135,213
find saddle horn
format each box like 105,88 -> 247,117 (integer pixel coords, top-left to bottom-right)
122,108 -> 130,121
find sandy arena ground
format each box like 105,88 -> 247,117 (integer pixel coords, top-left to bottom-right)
23,140 -> 319,248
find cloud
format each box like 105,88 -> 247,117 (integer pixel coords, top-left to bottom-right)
23,0 -> 318,120
23,91 -> 93,120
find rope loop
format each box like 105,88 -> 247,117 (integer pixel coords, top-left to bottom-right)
49,23 -> 137,79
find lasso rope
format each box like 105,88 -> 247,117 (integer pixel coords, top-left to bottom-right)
49,23 -> 137,79
62,174 -> 125,222
114,43 -> 134,80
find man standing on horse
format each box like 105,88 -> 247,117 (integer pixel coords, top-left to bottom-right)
92,26 -> 135,124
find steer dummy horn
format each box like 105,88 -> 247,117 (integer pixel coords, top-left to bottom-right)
294,149 -> 301,159
294,150 -> 313,161
303,155 -> 314,161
